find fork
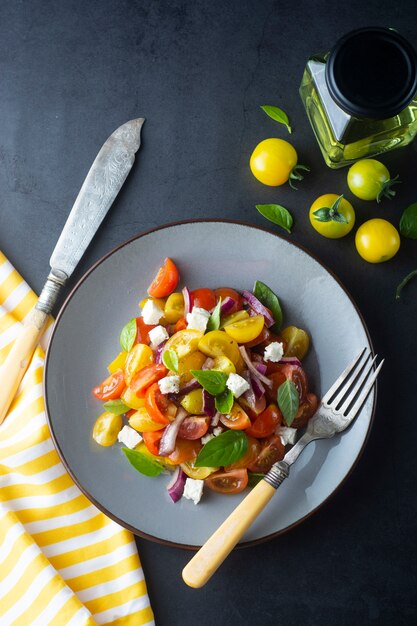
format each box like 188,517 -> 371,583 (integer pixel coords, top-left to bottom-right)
182,348 -> 383,588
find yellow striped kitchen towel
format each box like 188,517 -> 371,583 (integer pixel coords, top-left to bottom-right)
0,251 -> 155,626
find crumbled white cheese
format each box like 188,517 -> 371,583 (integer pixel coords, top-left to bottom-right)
183,478 -> 204,505
226,373 -> 250,398
142,299 -> 164,325
158,375 -> 180,394
186,306 -> 210,332
276,426 -> 298,446
264,341 -> 284,363
117,425 -> 142,449
213,426 -> 223,437
201,433 -> 215,445
148,325 -> 169,347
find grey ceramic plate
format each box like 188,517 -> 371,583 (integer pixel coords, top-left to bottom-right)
45,220 -> 375,549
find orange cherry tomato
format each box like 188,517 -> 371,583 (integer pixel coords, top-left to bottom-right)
135,318 -> 156,345
148,258 -> 179,298
292,393 -> 318,429
246,404 -> 282,438
178,416 -> 209,440
92,369 -> 125,401
248,435 -> 285,473
143,430 -> 165,456
214,288 -> 243,313
130,364 -> 168,397
174,317 -> 188,332
191,288 -> 217,311
220,402 -> 251,430
205,469 -> 248,494
144,383 -> 177,425
168,439 -> 201,464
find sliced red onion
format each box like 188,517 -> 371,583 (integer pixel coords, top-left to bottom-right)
241,370 -> 256,410
159,408 -> 188,456
155,342 -> 167,364
242,290 -> 275,328
177,378 -> 202,397
255,362 -> 267,376
239,346 -> 272,388
220,296 -> 235,316
167,466 -> 187,503
280,356 -> 302,366
211,411 -> 221,427
182,286 -> 191,318
251,374 -> 265,399
202,357 -> 215,370
203,390 -> 216,418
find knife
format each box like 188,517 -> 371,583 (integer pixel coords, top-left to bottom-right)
0,118 -> 145,424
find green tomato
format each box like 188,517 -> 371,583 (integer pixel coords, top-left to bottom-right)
347,159 -> 400,202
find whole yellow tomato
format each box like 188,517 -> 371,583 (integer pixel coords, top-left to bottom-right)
249,138 -> 309,188
355,218 -> 400,263
309,194 -> 355,239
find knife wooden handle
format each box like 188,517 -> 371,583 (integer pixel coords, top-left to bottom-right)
0,306 -> 48,424
182,479 -> 276,588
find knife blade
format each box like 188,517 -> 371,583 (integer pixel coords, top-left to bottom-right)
0,118 -> 145,423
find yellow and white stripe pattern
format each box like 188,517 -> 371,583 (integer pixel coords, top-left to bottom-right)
0,252 -> 154,626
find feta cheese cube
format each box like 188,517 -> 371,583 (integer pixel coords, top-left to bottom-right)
148,325 -> 169,347
212,426 -> 223,437
183,478 -> 204,505
264,341 -> 284,363
158,375 -> 180,395
117,425 -> 142,449
186,306 -> 210,332
142,299 -> 164,325
201,433 -> 215,445
276,426 -> 298,446
226,373 -> 250,398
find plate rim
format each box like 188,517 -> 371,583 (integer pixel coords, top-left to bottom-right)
44,218 -> 376,551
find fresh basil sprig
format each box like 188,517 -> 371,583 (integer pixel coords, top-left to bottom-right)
277,380 -> 299,426
122,448 -> 164,477
103,399 -> 129,415
312,195 -> 348,224
256,204 -> 293,234
207,298 -> 222,332
194,430 -> 248,467
396,269 -> 417,300
120,318 -> 137,352
399,202 -> 417,239
190,370 -> 228,396
254,280 -> 283,330
162,349 -> 179,372
215,388 -> 234,414
260,105 -> 292,134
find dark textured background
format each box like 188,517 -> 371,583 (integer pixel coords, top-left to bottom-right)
1,1 -> 416,624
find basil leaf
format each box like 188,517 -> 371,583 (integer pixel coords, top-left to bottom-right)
260,105 -> 292,133
103,399 -> 129,415
253,280 -> 283,330
190,370 -> 228,396
277,380 -> 299,426
207,298 -> 222,332
256,204 -> 293,234
120,318 -> 137,352
248,472 -> 266,487
396,269 -> 417,299
194,430 -> 248,467
312,208 -> 331,222
162,349 -> 178,372
215,389 -> 234,414
122,447 -> 164,477
399,202 -> 417,239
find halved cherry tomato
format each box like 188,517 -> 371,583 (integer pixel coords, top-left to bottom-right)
292,393 -> 318,429
223,315 -> 265,343
248,435 -> 285,473
107,351 -> 127,374
92,369 -> 125,401
135,318 -> 156,345
92,412 -> 123,446
124,343 -> 154,385
177,351 -> 207,383
164,329 -> 203,359
168,439 -> 201,464
121,387 -> 146,410
128,407 -> 166,432
220,402 -> 251,430
174,317 -> 188,332
130,364 -> 168,397
145,383 -> 177,424
142,429 -> 165,456
164,293 -> 185,323
279,364 -> 308,403
244,326 -> 270,348
191,288 -> 217,311
266,371 -> 287,402
205,469 -> 248,494
181,461 -> 219,479
178,416 -> 209,440
148,258 -> 179,298
246,404 -> 282,438
238,394 -> 267,418
198,330 -> 240,364
214,288 -> 243,313
224,436 -> 261,471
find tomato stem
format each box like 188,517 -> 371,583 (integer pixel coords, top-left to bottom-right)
288,164 -> 310,190
377,175 -> 401,203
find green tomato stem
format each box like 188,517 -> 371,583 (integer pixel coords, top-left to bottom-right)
395,269 -> 417,299
288,164 -> 310,190
377,175 -> 401,203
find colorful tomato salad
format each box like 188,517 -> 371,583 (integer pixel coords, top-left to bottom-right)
91,258 -> 318,505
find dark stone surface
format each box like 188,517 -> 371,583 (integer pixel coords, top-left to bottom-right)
1,1 -> 416,624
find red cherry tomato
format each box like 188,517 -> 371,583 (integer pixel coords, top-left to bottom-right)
148,258 -> 179,298
130,364 -> 168,397
292,393 -> 319,429
142,430 -> 165,456
135,318 -> 156,345
92,369 -> 125,401
248,435 -> 285,473
266,371 -> 287,402
178,416 -> 209,440
205,469 -> 248,494
174,317 -> 188,332
145,383 -> 177,425
214,288 -> 243,313
246,404 -> 282,438
266,364 -> 308,403
191,288 -> 217,311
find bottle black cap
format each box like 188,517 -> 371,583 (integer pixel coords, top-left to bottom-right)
325,27 -> 417,119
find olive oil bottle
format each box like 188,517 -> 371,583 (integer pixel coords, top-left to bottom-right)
300,28 -> 417,168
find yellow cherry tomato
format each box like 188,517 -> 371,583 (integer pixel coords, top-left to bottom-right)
92,412 -> 122,447
107,351 -> 127,374
250,138 -> 299,186
223,314 -> 265,343
121,387 -> 146,410
309,194 -> 355,239
164,329 -> 203,359
347,159 -> 399,202
164,292 -> 185,323
281,326 -> 310,360
180,389 -> 205,414
128,407 -> 166,432
124,343 -> 154,385
212,355 -> 236,375
355,218 -> 400,263
220,310 -> 249,328
177,350 -> 207,383
198,330 -> 240,364
180,461 -> 219,479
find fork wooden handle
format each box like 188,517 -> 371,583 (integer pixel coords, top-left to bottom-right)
0,307 -> 48,424
182,479 -> 276,588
